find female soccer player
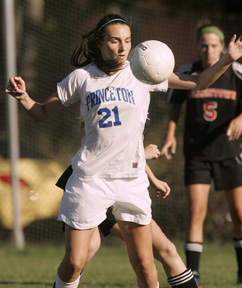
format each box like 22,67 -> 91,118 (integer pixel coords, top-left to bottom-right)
55,143 -> 196,288
6,14 -> 242,288
161,24 -> 242,286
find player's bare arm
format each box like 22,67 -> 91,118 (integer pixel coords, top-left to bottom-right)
145,163 -> 170,198
5,76 -> 63,122
144,144 -> 170,198
160,103 -> 182,160
168,34 -> 242,90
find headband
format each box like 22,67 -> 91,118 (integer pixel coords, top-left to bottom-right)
198,26 -> 224,42
97,19 -> 127,35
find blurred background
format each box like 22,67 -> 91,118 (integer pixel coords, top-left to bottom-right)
0,0 -> 241,246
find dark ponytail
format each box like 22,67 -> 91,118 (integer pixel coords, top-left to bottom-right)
70,13 -> 129,71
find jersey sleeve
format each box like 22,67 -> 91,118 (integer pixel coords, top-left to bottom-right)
148,79 -> 168,92
57,69 -> 84,106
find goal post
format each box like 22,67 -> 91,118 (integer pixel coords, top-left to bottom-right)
3,0 -> 25,249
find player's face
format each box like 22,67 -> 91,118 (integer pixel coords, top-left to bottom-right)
98,24 -> 131,64
198,33 -> 225,68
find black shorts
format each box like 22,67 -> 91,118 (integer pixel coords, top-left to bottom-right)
57,166 -> 117,237
98,207 -> 117,237
185,155 -> 242,190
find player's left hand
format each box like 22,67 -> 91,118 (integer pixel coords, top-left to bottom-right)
155,180 -> 171,199
227,34 -> 242,61
144,144 -> 160,160
227,113 -> 242,141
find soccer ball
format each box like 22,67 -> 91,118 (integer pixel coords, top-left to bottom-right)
130,40 -> 175,85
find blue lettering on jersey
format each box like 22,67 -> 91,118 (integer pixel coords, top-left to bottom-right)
86,87 -> 135,111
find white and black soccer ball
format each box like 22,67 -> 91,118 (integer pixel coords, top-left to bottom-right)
130,40 -> 175,85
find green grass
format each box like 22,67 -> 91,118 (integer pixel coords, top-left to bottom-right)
0,240 -> 239,288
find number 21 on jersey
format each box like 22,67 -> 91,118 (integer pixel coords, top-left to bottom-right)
98,106 -> 122,128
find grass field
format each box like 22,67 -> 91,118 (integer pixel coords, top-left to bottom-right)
0,239 -> 239,288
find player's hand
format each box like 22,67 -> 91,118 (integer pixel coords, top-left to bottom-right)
155,180 -> 171,199
227,34 -> 242,61
226,114 -> 242,141
5,76 -> 27,100
160,135 -> 177,160
144,144 -> 160,160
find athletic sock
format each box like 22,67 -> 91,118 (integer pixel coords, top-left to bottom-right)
167,269 -> 197,288
54,273 -> 80,288
233,238 -> 242,277
184,242 -> 203,279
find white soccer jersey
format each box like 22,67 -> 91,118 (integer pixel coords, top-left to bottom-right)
57,61 -> 168,180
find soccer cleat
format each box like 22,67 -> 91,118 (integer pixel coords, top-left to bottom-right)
192,271 -> 200,287
194,275 -> 200,287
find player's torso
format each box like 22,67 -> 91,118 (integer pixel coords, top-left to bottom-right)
184,62 -> 242,160
72,64 -> 150,179
186,66 -> 240,132
79,65 -> 148,146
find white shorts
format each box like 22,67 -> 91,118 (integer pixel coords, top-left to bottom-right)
58,172 -> 152,230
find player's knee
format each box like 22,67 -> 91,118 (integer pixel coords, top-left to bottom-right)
155,241 -> 178,262
133,256 -> 156,277
190,205 -> 207,220
67,253 -> 86,274
163,241 -> 178,258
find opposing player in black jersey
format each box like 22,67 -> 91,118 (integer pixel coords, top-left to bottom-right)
161,24 -> 242,286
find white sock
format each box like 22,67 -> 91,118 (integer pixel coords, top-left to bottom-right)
136,281 -> 159,288
55,273 -> 80,288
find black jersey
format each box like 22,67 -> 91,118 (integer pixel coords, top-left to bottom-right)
168,61 -> 242,161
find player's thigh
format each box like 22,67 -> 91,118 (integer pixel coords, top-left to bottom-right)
117,220 -> 153,264
185,159 -> 211,215
86,227 -> 101,264
64,224 -> 96,263
187,184 -> 210,215
151,219 -> 170,250
151,219 -> 176,258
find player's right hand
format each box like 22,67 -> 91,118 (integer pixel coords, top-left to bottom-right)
226,114 -> 242,141
160,136 -> 177,160
5,76 -> 27,99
